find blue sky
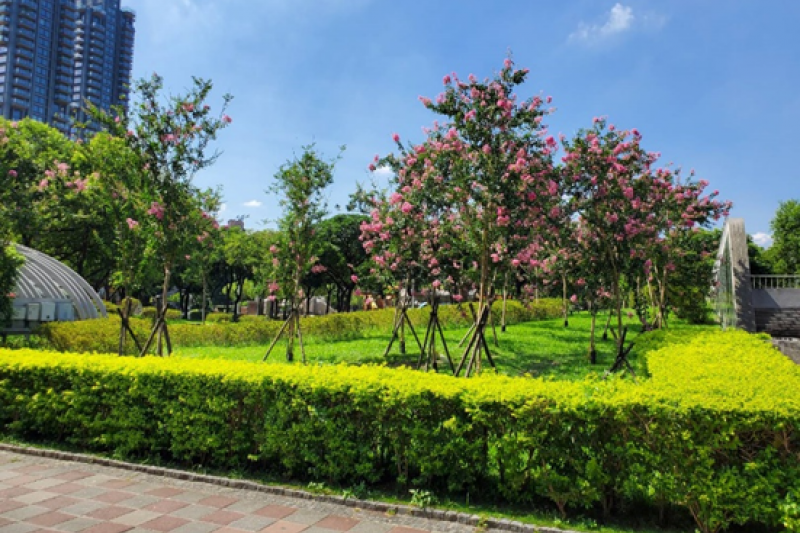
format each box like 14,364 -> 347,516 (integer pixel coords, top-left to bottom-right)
129,0 -> 799,247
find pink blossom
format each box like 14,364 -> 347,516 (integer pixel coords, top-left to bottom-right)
623,187 -> 634,199
183,103 -> 194,112
222,114 -> 232,124
432,279 -> 442,289
8,170 -> 16,177
400,202 -> 413,214
350,275 -> 359,283
147,202 -> 165,220
368,163 -> 376,171
443,75 -> 451,84
38,179 -> 48,190
269,245 -> 278,254
452,294 -> 463,302
570,294 -> 578,304
392,133 -> 400,143
185,255 -> 191,260
465,109 -> 476,121
482,144 -> 491,155
126,218 -> 138,229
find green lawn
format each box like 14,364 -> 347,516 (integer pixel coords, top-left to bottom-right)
174,311 -> 716,380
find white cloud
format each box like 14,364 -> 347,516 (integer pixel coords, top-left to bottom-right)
751,232 -> 773,248
243,200 -> 263,207
372,165 -> 394,179
570,3 -> 635,43
216,203 -> 227,215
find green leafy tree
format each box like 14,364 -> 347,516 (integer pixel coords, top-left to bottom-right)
769,200 -> 800,275
264,145 -> 340,362
312,214 -> 369,312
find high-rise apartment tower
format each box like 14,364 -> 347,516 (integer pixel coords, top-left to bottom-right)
0,0 -> 134,134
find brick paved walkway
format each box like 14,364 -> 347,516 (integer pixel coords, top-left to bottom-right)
0,450 -> 500,533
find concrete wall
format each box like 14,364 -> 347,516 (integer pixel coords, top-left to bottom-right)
755,308 -> 800,338
773,338 -> 800,364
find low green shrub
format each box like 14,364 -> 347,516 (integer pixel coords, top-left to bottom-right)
0,330 -> 796,532
140,307 -> 182,321
39,299 -> 562,354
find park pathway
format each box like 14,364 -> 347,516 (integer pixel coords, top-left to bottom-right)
0,448 -> 570,533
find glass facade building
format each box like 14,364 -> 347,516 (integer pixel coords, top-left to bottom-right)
0,0 -> 134,134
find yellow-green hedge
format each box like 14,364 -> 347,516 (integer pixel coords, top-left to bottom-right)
38,299 -> 562,355
0,329 -> 797,532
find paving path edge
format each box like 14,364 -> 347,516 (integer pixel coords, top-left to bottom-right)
0,442 -> 582,533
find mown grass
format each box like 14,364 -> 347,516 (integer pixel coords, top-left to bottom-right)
174,310 -> 716,380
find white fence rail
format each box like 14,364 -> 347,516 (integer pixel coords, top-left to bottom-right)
750,275 -> 800,289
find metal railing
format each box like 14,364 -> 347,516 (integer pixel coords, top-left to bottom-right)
750,275 -> 800,289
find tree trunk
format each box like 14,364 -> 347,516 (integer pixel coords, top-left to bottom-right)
588,304 -> 597,364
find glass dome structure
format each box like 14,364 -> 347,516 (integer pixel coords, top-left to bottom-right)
4,244 -> 107,333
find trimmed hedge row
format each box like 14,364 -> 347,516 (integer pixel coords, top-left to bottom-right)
0,330 -> 797,532
38,299 -> 562,355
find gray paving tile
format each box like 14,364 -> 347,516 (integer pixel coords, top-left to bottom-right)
117,495 -> 161,509
51,516 -> 102,532
228,514 -> 276,531
283,508 -> 329,525
170,522 -> 219,533
12,491 -> 61,505
70,487 -> 108,500
59,500 -> 107,517
348,522 -> 394,533
169,505 -> 217,520
109,509 -> 161,527
0,505 -> 49,521
0,523 -> 39,533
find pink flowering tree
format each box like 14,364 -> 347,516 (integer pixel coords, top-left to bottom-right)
87,74 -> 232,356
369,58 -> 558,375
560,119 -> 730,351
263,146 -> 340,363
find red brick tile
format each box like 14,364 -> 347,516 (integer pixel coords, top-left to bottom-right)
47,482 -> 85,494
145,487 -> 185,498
95,491 -> 136,504
201,509 -> 245,525
87,505 -> 137,520
142,499 -> 188,513
80,523 -> 134,533
0,500 -> 25,513
27,511 -> 73,527
140,515 -> 191,532
253,504 -> 297,519
0,486 -> 33,498
38,495 -> 80,510
4,474 -> 38,486
388,527 -> 429,533
314,515 -> 360,531
53,470 -> 94,481
197,495 -> 239,508
11,464 -> 50,474
260,521 -> 309,533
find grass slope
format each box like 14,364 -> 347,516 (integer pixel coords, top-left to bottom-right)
174,311 -> 716,380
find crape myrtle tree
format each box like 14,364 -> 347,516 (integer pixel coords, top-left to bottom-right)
560,119 -> 731,351
264,145 -> 341,363
361,145 -> 463,370
88,73 -> 232,356
365,58 -> 559,375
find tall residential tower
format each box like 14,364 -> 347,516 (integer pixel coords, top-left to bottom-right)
0,0 -> 134,134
